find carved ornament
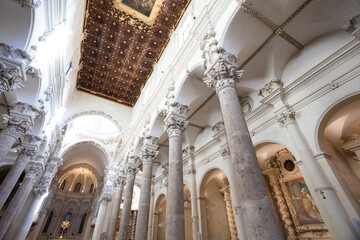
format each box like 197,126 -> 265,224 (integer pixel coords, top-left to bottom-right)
0,62 -> 25,93
276,108 -> 296,127
258,78 -> 283,98
2,114 -> 32,138
201,30 -> 243,92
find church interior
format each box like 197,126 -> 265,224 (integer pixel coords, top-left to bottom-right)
0,0 -> 360,239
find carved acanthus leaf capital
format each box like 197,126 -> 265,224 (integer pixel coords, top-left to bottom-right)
183,146 -> 195,156
258,78 -> 283,98
2,114 -> 32,138
212,121 -> 225,134
201,30 -> 244,92
17,146 -> 38,158
276,109 -> 296,127
0,62 -> 25,93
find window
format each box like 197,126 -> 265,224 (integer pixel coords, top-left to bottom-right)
74,182 -> 81,193
89,183 -> 94,193
78,213 -> 87,233
60,180 -> 66,190
42,211 -> 53,233
59,213 -> 72,235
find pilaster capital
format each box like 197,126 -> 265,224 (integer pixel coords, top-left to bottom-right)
33,186 -> 48,197
276,108 -> 296,127
183,146 -> 195,156
17,146 -> 38,159
0,62 -> 25,93
100,192 -> 112,203
2,114 -> 32,138
201,30 -> 244,92
26,161 -> 44,179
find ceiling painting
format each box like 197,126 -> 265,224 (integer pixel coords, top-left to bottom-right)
77,0 -> 190,106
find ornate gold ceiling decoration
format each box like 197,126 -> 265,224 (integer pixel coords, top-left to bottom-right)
77,0 -> 191,106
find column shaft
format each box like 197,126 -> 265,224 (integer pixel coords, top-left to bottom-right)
166,131 -> 185,240
189,170 -> 199,240
218,86 -> 281,239
0,132 -> 17,162
0,170 -> 37,239
285,121 -> 358,239
13,194 -> 42,240
0,153 -> 28,210
118,173 -> 136,240
92,200 -> 109,240
108,184 -> 125,240
135,161 -> 153,240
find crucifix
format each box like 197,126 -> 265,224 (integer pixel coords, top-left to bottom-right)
319,190 -> 326,199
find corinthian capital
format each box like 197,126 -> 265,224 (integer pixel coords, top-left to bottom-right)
141,135 -> 159,165
163,93 -> 189,136
201,30 -> 244,92
276,109 -> 296,127
2,114 -> 32,138
0,62 -> 25,93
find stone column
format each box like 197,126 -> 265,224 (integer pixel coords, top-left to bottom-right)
201,30 -> 281,239
262,163 -> 296,239
12,157 -> 62,240
13,190 -> 44,240
147,181 -> 155,239
118,157 -> 139,240
0,161 -> 42,239
0,138 -> 39,210
92,166 -> 116,240
135,135 -> 159,240
0,115 -> 32,162
108,170 -> 126,240
220,185 -> 238,240
276,108 -> 359,240
92,197 -> 110,240
163,94 -> 189,240
185,146 -> 200,240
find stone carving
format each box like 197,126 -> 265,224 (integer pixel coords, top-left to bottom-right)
141,135 -> 159,165
0,42 -> 34,65
16,102 -> 44,118
17,0 -> 42,9
201,30 -> 244,92
220,186 -> 238,240
182,146 -> 195,156
344,14 -> 360,38
240,96 -> 253,114
163,90 -> 189,136
0,62 -> 25,93
258,78 -> 283,98
17,146 -> 37,158
2,115 -> 32,138
221,147 -> 230,157
276,108 -> 296,127
187,167 -> 196,175
337,123 -> 360,162
211,121 -> 225,134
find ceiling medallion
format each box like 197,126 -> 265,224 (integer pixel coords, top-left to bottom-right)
113,0 -> 166,25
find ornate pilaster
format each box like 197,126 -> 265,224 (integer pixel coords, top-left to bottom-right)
262,160 -> 296,239
34,157 -> 63,196
201,30 -> 244,93
220,185 -> 238,240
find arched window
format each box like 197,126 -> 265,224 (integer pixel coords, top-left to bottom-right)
89,183 -> 94,193
42,211 -> 53,233
59,213 -> 72,235
78,213 -> 87,233
60,180 -> 66,190
73,182 -> 81,193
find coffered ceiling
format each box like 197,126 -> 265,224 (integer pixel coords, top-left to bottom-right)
77,0 -> 190,106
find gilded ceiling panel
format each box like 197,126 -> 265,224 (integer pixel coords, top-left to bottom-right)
77,0 -> 191,106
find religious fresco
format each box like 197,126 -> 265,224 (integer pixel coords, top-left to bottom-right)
285,178 -> 323,225
122,0 -> 156,17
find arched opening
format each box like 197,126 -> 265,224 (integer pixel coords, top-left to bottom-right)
78,213 -> 87,234
153,194 -> 166,240
42,211 -> 53,234
73,182 -> 81,193
199,169 -> 236,240
255,142 -> 330,239
317,94 -> 360,208
60,180 -> 66,190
